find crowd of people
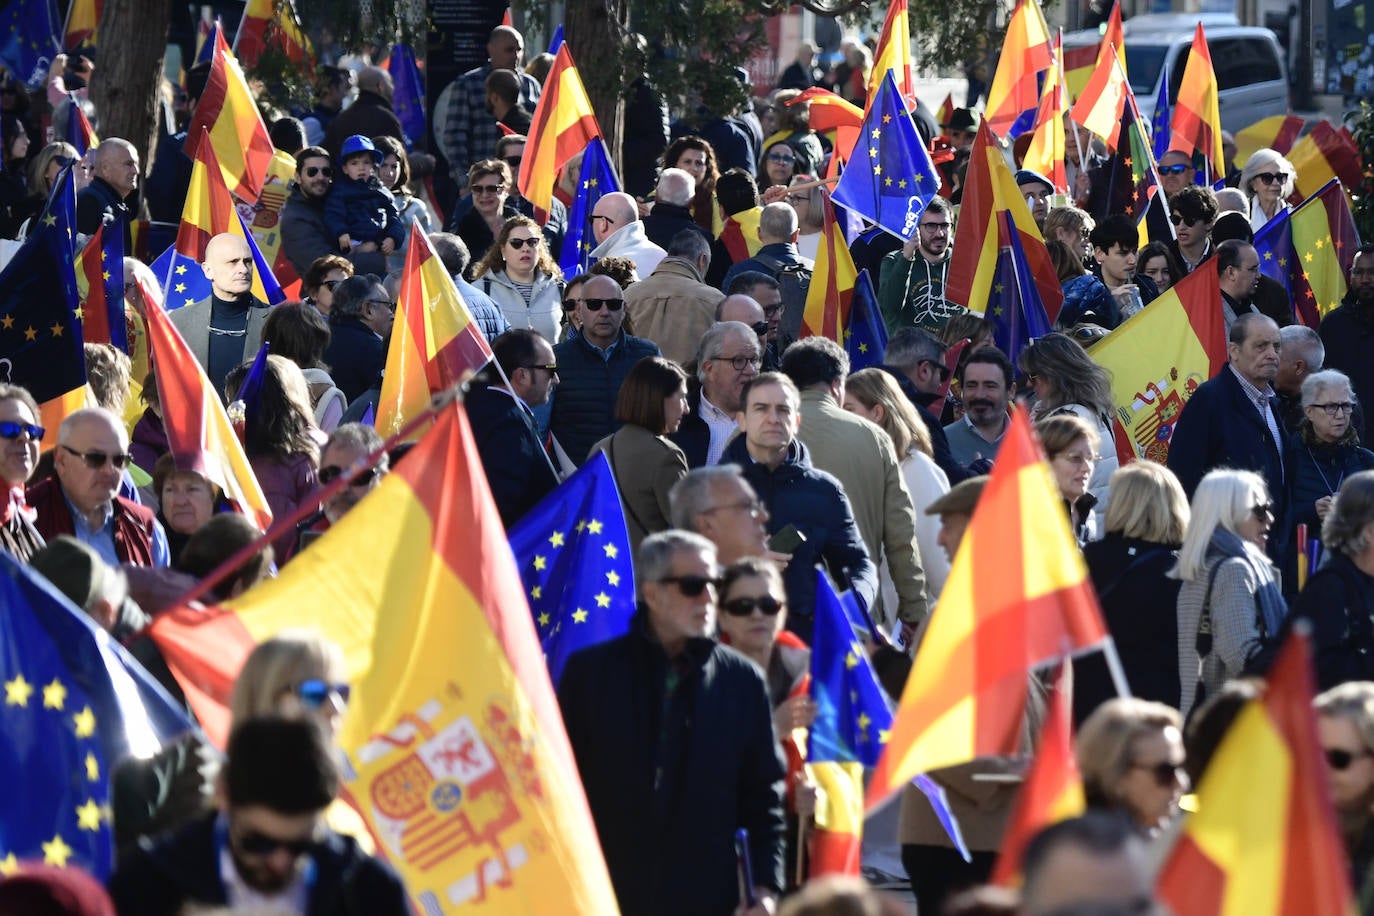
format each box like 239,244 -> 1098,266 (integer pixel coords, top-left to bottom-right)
2,14 -> 1374,916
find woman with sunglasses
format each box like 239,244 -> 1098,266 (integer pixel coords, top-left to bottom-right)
300,254 -> 353,316
16,141 -> 78,235
1314,681 -> 1374,906
1077,698 -> 1189,836
760,140 -> 799,192
470,215 -> 564,344
1175,469 -> 1288,718
1240,148 -> 1296,234
455,159 -> 518,275
0,383 -> 45,561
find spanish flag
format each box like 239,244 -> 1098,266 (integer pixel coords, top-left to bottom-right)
865,409 -> 1109,810
1156,628 -> 1354,915
62,0 -> 99,49
186,27 -> 275,202
989,664 -> 1084,887
800,197 -> 857,343
1023,35 -> 1067,193
867,0 -> 914,102
74,225 -> 127,351
1234,114 -> 1305,166
1087,265 -> 1225,465
376,223 -> 494,438
1068,43 -> 1127,152
984,0 -> 1053,137
1287,121 -> 1363,202
1064,0 -> 1124,101
1167,23 -> 1224,183
519,44 -> 601,218
792,88 -> 864,163
148,402 -> 622,914
233,0 -> 312,68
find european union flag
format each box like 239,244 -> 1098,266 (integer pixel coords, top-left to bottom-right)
0,553 -> 195,878
809,569 -> 892,765
1150,63 -> 1171,164
831,70 -> 940,243
558,137 -> 621,278
387,44 -> 426,150
509,452 -> 635,684
0,166 -> 85,402
0,0 -> 58,88
1254,208 -> 1311,325
150,246 -> 211,311
844,269 -> 887,372
547,24 -> 564,54
986,211 -> 1052,369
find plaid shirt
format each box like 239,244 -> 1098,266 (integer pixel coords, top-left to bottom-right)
441,64 -> 542,186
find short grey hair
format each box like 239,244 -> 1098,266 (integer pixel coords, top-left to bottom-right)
1301,368 -> 1350,409
758,201 -> 798,242
1324,470 -> 1374,557
666,228 -> 710,262
669,465 -> 747,530
1214,187 -> 1249,214
57,407 -> 126,447
656,168 -> 696,207
695,321 -> 760,384
1282,325 -> 1324,375
884,326 -> 945,371
637,530 -> 717,598
322,423 -> 389,472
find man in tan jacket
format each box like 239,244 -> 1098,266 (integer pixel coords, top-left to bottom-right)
623,230 -> 723,366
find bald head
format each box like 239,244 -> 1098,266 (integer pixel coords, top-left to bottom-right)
94,138 -> 139,198
488,26 -> 525,69
591,192 -> 640,244
357,66 -> 393,101
717,294 -> 765,328
203,233 -> 255,300
54,408 -> 128,516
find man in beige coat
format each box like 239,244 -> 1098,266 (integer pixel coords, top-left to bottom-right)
623,230 -> 723,366
779,336 -> 928,642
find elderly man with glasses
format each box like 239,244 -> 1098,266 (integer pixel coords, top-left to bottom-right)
668,320 -> 762,468
29,408 -> 170,568
322,275 -> 395,403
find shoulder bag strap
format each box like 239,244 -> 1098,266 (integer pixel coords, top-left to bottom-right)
607,435 -> 654,537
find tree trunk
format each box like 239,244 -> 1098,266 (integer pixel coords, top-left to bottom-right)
564,0 -> 630,170
89,0 -> 172,176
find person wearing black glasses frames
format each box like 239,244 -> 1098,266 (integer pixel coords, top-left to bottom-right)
1077,698 -> 1189,838
1165,185 -> 1218,275
1239,147 -> 1296,234
557,530 -> 786,916
0,382 -> 44,562
1314,681 -> 1374,890
29,408 -> 169,569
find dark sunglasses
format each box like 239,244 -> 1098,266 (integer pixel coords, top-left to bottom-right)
0,420 -> 44,440
722,595 -> 783,617
472,183 -> 506,195
60,444 -> 131,470
318,465 -> 383,487
767,152 -> 796,164
235,830 -> 318,858
1159,163 -> 1191,176
762,303 -> 783,317
921,359 -> 952,382
1326,747 -> 1371,770
294,678 -> 351,708
749,321 -> 769,337
1253,171 -> 1288,185
580,297 -> 623,312
658,574 -> 721,597
522,362 -> 558,374
302,165 -> 332,178
1132,760 -> 1183,787
507,236 -> 541,250
1251,502 -> 1275,520
1170,212 -> 1202,227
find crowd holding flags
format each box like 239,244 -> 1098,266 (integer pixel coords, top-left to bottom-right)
1168,23 -> 1225,183
983,0 -> 1053,138
558,137 -> 620,278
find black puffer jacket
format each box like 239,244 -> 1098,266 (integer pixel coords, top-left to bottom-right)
549,330 -> 660,467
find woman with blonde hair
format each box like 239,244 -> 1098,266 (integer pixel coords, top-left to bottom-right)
842,367 -> 951,606
1175,469 -> 1287,718
470,215 -> 564,343
1314,681 -> 1374,903
1240,147 -> 1296,233
1077,698 -> 1188,835
787,175 -> 827,262
1035,413 -> 1101,545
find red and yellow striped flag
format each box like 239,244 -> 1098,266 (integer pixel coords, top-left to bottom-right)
149,403 -> 622,914
1168,23 -> 1225,182
1068,42 -> 1127,151
1023,35 -> 1067,192
801,197 -> 857,342
1287,121 -> 1364,202
1156,628 -> 1354,915
1063,0 -> 1124,101
186,27 -> 275,202
519,44 -> 601,218
868,0 -> 914,102
62,0 -> 99,48
376,222 -> 494,438
865,409 -> 1109,809
984,0 -> 1054,137
1234,114 -> 1306,166
234,0 -> 312,68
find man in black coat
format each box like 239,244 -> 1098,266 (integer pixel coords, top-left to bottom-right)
558,530 -> 785,916
323,275 -> 393,402
1319,245 -> 1374,430
76,138 -> 139,247
641,168 -> 712,252
322,67 -> 405,160
466,329 -> 560,528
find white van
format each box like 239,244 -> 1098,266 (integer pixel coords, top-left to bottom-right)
1063,13 -> 1290,135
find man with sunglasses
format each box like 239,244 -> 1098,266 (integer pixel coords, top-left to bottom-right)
589,191 -> 666,279
623,229 -> 722,366
882,328 -> 974,484
549,274 -> 661,468
558,530 -> 786,916
281,146 -> 387,279
28,408 -> 169,568
1166,185 -> 1219,275
109,717 -> 409,916
1157,150 -> 1195,200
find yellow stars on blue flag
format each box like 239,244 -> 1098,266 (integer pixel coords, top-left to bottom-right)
5,673 -> 33,706
559,137 -> 622,278
843,269 -> 887,373
807,568 -> 894,767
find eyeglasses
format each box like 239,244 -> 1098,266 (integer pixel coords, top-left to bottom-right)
1130,760 -> 1184,787
721,595 -> 784,617
522,363 -> 559,374
767,152 -> 796,164
60,444 -> 131,470
1170,212 -> 1202,227
471,183 -> 506,195
749,321 -> 769,337
1159,164 -> 1191,176
1251,502 -> 1275,520
1310,402 -> 1356,416
579,297 -> 623,311
762,303 -> 783,317
294,678 -> 351,708
507,236 -> 541,250
919,222 -> 950,234
0,420 -> 44,441
1055,451 -> 1098,466
235,830 -> 318,858
785,194 -> 807,205
714,354 -> 763,372
302,165 -> 332,178
364,298 -> 395,312
920,359 -> 952,382
590,214 -> 616,226
1325,747 -> 1372,770
702,499 -> 763,519
1253,171 -> 1288,185
318,465 -> 383,487
658,574 -> 721,597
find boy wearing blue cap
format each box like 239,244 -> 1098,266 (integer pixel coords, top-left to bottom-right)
324,134 -> 406,256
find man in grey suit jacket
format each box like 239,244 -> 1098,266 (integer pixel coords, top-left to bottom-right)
170,233 -> 271,398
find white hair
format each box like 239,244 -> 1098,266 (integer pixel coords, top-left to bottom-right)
656,168 -> 696,207
1173,469 -> 1269,581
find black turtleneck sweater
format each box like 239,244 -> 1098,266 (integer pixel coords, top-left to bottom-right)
208,294 -> 253,397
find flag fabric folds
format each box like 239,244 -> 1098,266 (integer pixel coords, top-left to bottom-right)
984,0 -> 1053,138
1150,63 -> 1172,164
1156,628 -> 1354,916
1061,42 -> 1098,103
74,225 -> 128,351
1286,121 -> 1364,201
0,0 -> 58,88
982,211 -> 1053,369
376,222 -> 494,437
832,70 -> 941,242
801,197 -> 858,342
62,0 -> 98,49
791,88 -> 865,163
186,27 -> 275,202
1100,93 -> 1175,248
1256,179 -> 1361,326
387,44 -> 426,149
0,553 -> 195,879
844,269 -> 887,372
233,0 -> 312,68
1254,209 -> 1314,327
1022,36 -> 1067,194
509,453 -> 635,686
63,93 -> 98,158
148,403 -> 622,914
866,409 -> 1109,809
1234,114 -> 1305,166
808,570 -> 893,876
518,44 -> 601,218
1168,24 -> 1224,182
1087,266 -> 1226,465
1068,44 -> 1127,151
558,137 -> 621,278
867,0 -> 914,102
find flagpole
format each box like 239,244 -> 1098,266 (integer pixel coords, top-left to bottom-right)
1099,636 -> 1132,698
785,176 -> 841,194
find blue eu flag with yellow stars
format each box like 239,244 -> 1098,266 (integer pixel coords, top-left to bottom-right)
808,568 -> 892,766
844,268 -> 887,373
831,69 -> 941,243
508,452 -> 635,685
0,0 -> 58,88
0,553 -> 195,878
559,137 -> 621,278
986,211 -> 1052,370
387,44 -> 426,150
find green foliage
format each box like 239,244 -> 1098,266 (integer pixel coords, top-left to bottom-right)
906,0 -> 1002,72
1350,101 -> 1374,244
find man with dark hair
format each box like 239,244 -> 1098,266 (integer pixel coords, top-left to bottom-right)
426,231 -> 512,341
466,329 -> 560,527
322,66 -> 405,159
484,68 -> 531,135
1090,213 -> 1158,307
727,271 -> 784,365
877,196 -> 957,334
669,321 -> 762,467
624,228 -> 722,365
722,372 -> 878,638
323,274 -> 393,402
108,717 -> 410,916
146,62 -> 209,223
944,347 -> 1014,466
281,145 -> 388,277
706,168 -> 763,288
1210,214 -> 1294,328
1320,245 -> 1374,429
882,327 -> 970,483
1168,185 -> 1219,273
1020,813 -> 1153,916
301,66 -> 354,147
1215,238 -> 1265,335
782,337 -> 928,637
268,116 -> 307,157
442,25 -> 542,192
